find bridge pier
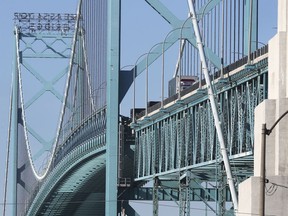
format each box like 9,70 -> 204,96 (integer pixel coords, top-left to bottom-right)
238,0 -> 288,215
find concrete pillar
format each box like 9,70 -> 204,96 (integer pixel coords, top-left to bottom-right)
253,100 -> 276,177
267,0 -> 288,176
268,0 -> 288,100
278,0 -> 288,32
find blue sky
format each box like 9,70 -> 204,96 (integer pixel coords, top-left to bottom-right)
0,0 -> 277,215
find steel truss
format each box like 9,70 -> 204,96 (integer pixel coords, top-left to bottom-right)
134,57 -> 268,214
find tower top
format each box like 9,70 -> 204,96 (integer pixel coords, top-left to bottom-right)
14,12 -> 77,34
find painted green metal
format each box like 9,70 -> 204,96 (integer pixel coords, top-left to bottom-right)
26,129 -> 106,215
153,177 -> 159,216
133,48 -> 268,213
134,57 -> 268,182
145,0 -> 182,28
16,31 -> 73,166
134,0 -> 229,78
135,23 -> 221,78
10,0 -> 264,215
106,0 -> 121,215
179,171 -> 191,216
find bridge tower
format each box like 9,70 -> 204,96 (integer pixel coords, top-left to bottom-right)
4,0 -> 122,215
7,12 -> 75,216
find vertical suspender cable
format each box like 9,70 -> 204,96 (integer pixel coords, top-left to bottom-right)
233,0 -> 236,62
187,0 -> 238,211
238,0 -> 240,59
247,0 -> 253,64
220,0 -> 225,77
225,0 -> 228,65
229,0 -> 232,64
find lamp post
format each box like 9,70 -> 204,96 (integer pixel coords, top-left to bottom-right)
120,65 -> 134,70
177,15 -> 193,100
260,110 -> 288,216
132,53 -> 149,123
161,28 -> 181,108
145,42 -> 162,117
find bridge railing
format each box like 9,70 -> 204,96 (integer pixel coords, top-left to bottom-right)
53,107 -> 106,166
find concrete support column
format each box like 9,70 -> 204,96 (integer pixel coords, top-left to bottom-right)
278,0 -> 288,32
268,0 -> 288,100
274,99 -> 288,175
253,100 -> 276,177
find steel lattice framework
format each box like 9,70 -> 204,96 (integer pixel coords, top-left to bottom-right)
3,0 -> 273,215
133,47 -> 268,215
135,54 -> 268,180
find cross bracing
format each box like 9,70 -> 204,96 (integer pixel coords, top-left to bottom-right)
3,0 -> 274,215
133,48 -> 268,214
8,0 -> 113,215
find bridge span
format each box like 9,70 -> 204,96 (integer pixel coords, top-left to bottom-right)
3,0 -> 284,216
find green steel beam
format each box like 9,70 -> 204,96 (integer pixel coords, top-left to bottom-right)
145,0 -> 182,28
22,54 -> 70,58
106,0 -> 121,215
133,56 -> 268,182
26,137 -> 106,215
134,29 -> 221,78
134,0 -> 223,78
183,31 -> 222,69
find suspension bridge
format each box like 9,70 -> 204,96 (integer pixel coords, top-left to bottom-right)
2,0 -> 288,215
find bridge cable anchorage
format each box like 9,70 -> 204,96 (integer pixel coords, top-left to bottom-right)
16,0 -> 83,180
187,0 -> 238,211
2,70 -> 14,216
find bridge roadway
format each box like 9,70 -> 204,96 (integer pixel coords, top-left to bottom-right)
25,46 -> 268,215
26,110 -> 107,215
